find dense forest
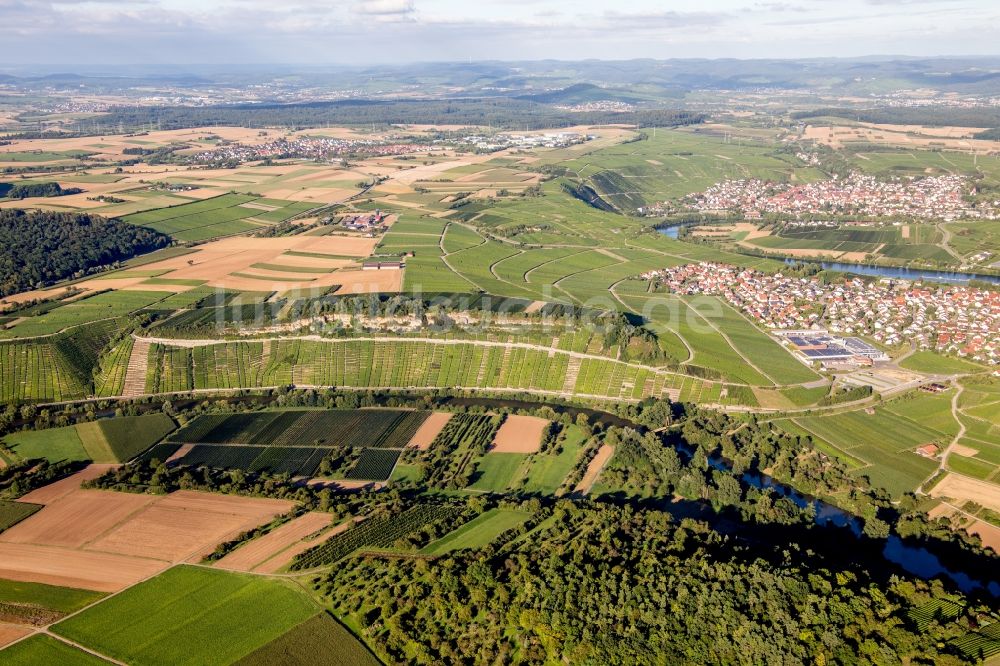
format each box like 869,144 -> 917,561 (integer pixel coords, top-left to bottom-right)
95,98 -> 704,132
316,501 -> 986,664
793,106 -> 1000,128
2,181 -> 81,200
0,209 -> 171,296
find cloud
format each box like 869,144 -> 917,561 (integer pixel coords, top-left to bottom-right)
600,9 -> 731,30
354,0 -> 414,20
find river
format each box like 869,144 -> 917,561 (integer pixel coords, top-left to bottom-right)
735,466 -> 1000,597
654,226 -> 1000,285
457,388 -> 1000,596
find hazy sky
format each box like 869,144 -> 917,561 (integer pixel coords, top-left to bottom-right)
1,0 -> 998,65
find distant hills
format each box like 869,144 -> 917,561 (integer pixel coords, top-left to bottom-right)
5,57 -> 1000,98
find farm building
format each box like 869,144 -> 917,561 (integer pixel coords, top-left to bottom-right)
362,259 -> 405,271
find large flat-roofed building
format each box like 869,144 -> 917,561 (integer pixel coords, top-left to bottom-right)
778,330 -> 889,366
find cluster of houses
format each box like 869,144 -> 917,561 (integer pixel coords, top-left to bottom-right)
340,210 -> 386,234
641,262 -> 999,365
191,137 -> 432,164
554,101 -> 635,113
684,173 -> 997,221
446,132 -> 590,153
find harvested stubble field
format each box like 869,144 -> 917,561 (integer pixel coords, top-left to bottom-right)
0,483 -> 291,592
930,474 -> 1000,514
16,465 -> 116,505
6,233 -> 377,308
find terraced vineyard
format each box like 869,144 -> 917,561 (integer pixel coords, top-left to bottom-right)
141,337 -> 745,404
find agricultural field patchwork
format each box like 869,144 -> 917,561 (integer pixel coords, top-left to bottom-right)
292,503 -> 461,569
51,566 -> 318,665
164,410 -> 428,479
793,395 -> 955,496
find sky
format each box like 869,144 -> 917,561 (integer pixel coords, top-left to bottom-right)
1,0 -> 998,65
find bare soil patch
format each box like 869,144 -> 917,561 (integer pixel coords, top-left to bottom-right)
166,443 -> 194,463
407,412 -> 453,450
491,415 -> 549,453
0,623 -> 33,648
950,443 -> 980,457
0,485 -> 292,591
931,473 -> 1000,513
0,543 -> 165,592
0,490 -> 155,548
16,465 -> 117,505
216,512 -> 331,572
966,519 -> 1000,553
253,517 -> 358,574
331,268 -> 403,294
574,445 -> 614,495
88,501 -> 283,563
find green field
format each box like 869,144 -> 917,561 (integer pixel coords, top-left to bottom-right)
234,612 -> 380,666
74,413 -> 176,463
52,566 -> 318,665
899,351 -> 986,375
419,508 -> 532,554
0,578 -> 105,614
467,453 -> 528,492
0,149 -> 90,163
0,500 -> 42,531
740,224 -> 955,265
552,128 -> 825,211
945,220 -> 1000,261
794,400 -> 950,496
4,426 -> 90,463
122,194 -> 314,242
521,425 -> 586,494
0,635 -> 108,666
